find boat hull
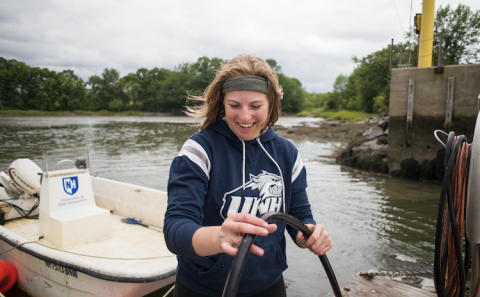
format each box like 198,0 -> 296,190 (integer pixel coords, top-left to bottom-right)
0,238 -> 175,297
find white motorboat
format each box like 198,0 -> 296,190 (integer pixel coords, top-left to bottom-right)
0,148 -> 176,297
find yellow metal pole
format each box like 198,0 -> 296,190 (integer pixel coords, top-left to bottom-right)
418,0 -> 435,67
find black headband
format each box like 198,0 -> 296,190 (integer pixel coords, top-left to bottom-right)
222,76 -> 268,94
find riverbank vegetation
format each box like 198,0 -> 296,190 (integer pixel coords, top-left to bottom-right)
0,4 -> 477,120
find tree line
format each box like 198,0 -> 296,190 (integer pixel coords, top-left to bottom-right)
304,3 -> 480,114
0,56 -> 306,113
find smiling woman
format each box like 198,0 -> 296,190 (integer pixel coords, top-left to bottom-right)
164,54 -> 333,297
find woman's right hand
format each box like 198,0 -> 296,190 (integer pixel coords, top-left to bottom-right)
192,213 -> 277,257
219,213 -> 277,256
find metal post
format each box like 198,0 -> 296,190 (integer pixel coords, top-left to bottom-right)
417,35 -> 420,67
418,0 -> 436,67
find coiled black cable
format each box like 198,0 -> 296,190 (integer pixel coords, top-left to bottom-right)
222,211 -> 342,297
434,131 -> 471,297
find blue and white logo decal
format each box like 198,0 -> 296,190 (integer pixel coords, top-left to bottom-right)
220,171 -> 283,219
63,176 -> 79,195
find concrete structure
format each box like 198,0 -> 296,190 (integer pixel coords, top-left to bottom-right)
388,64 -> 480,180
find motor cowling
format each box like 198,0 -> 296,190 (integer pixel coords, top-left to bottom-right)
7,159 -> 43,195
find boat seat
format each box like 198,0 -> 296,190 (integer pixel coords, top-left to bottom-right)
39,169 -> 114,248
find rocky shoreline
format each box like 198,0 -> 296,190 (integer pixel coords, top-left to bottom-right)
276,116 -> 390,175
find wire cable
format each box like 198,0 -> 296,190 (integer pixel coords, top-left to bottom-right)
0,196 -> 40,220
392,0 -> 404,33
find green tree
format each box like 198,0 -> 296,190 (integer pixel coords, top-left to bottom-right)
266,59 -> 305,113
143,67 -> 173,111
347,44 -> 396,112
433,4 -> 480,64
323,74 -> 348,111
160,56 -> 223,112
0,59 -> 30,109
87,68 -> 121,111
55,70 -> 86,111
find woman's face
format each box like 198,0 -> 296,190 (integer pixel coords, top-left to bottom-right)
223,90 -> 270,141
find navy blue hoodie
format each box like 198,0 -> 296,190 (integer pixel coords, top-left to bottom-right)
164,120 -> 315,296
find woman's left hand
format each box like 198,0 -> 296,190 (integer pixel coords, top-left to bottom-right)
296,224 -> 332,256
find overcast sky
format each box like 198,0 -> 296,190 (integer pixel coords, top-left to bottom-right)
1,0 -> 479,93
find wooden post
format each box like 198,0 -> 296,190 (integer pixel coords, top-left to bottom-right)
438,32 -> 443,66
399,45 -> 404,66
444,77 -> 455,131
406,79 -> 415,146
389,39 -> 394,74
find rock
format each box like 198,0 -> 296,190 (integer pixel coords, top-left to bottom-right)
420,278 -> 436,293
336,119 -> 389,175
352,139 -> 388,152
376,135 -> 388,145
379,117 -> 389,131
363,126 -> 384,140
329,120 -> 341,127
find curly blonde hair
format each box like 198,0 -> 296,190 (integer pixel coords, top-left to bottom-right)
186,54 -> 283,130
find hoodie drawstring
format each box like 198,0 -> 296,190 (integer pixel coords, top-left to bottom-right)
241,139 -> 246,190
256,137 -> 286,214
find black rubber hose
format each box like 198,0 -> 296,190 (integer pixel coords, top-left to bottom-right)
222,212 -> 342,297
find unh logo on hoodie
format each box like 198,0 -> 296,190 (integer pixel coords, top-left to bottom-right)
220,171 -> 283,219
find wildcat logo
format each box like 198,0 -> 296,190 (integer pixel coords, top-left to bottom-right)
220,171 -> 283,219
63,176 -> 78,195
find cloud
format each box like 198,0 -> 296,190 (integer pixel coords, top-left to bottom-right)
0,0 -> 478,92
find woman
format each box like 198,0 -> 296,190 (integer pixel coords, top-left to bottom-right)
164,54 -> 332,297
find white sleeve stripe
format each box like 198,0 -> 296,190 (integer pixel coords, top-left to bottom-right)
179,152 -> 210,179
292,154 -> 304,183
178,139 -> 211,179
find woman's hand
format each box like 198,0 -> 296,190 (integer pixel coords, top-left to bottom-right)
192,213 -> 277,257
219,213 -> 277,256
296,224 -> 332,256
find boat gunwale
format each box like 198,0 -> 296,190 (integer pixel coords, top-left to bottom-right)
0,230 -> 176,283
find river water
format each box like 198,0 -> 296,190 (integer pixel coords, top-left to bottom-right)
0,116 -> 441,296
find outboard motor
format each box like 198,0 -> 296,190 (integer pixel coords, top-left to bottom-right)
0,159 -> 43,223
7,159 -> 43,197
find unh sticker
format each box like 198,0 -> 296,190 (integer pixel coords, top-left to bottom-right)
62,176 -> 79,195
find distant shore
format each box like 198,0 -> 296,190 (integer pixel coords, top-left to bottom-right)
1,110 -> 381,147
0,110 -> 180,117
276,118 -> 381,145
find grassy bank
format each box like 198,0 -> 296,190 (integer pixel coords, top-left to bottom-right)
297,108 -> 378,122
0,109 -> 144,116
